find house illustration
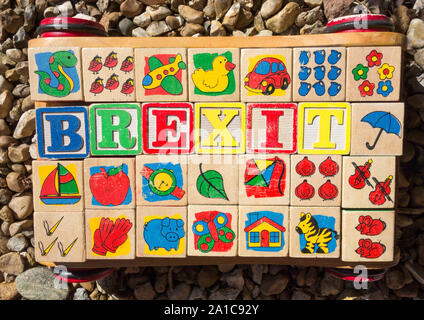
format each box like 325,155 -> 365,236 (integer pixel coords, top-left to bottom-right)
244,211 -> 286,251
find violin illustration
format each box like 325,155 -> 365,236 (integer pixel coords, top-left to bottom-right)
349,160 -> 372,190
369,175 -> 393,205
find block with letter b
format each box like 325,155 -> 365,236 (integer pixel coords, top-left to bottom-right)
36,106 -> 90,159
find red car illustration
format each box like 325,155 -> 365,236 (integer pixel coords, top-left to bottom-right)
244,57 -> 290,95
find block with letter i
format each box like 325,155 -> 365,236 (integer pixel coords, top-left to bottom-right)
32,160 -> 84,212
84,157 -> 135,209
29,47 -> 83,101
238,206 -> 289,257
195,102 -> 246,154
34,211 -> 85,263
85,209 -> 135,260
297,102 -> 351,155
246,103 -> 297,154
89,103 -> 141,156
142,102 -> 194,154
36,106 -> 90,159
136,206 -> 187,258
341,210 -> 394,262
342,156 -> 396,209
289,206 -> 340,258
187,205 -> 238,257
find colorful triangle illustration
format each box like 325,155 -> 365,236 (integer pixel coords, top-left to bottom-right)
254,160 -> 274,172
261,163 -> 275,186
245,174 -> 268,187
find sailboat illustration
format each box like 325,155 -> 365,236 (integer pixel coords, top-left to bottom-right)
40,163 -> 81,205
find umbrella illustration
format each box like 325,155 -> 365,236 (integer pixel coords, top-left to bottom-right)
361,111 -> 401,150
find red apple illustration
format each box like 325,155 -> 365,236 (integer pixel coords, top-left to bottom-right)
89,164 -> 130,206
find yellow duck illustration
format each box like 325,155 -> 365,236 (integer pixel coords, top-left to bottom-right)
192,55 -> 236,93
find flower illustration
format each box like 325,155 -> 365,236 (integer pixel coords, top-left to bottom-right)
377,63 -> 395,80
352,64 -> 369,81
358,80 -> 375,97
366,50 -> 383,67
377,80 -> 393,97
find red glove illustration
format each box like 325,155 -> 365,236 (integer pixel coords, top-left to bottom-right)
92,217 -> 114,256
103,218 -> 133,253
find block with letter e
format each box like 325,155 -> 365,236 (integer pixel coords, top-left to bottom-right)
142,102 -> 194,154
89,103 -> 142,156
36,106 -> 90,159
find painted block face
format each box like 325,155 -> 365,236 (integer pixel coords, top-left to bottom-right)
346,46 -> 402,101
342,210 -> 394,262
195,102 -> 245,154
142,102 -> 194,154
342,156 -> 396,209
238,154 -> 290,205
136,206 -> 187,258
89,103 -> 141,155
187,205 -> 238,257
293,47 -> 346,101
85,209 -> 135,260
188,48 -> 240,102
29,47 -> 83,101
135,155 -> 187,206
82,48 -> 135,102
34,212 -> 85,263
290,155 -> 342,207
135,48 -> 188,101
246,103 -> 297,154
238,206 -> 288,257
84,158 -> 135,209
32,160 -> 84,212
36,106 -> 89,159
240,48 -> 292,102
289,206 -> 340,258
350,103 -> 404,155
188,155 -> 239,205
298,102 -> 351,155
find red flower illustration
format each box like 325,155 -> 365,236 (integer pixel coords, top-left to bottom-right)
366,50 -> 383,67
358,80 -> 375,97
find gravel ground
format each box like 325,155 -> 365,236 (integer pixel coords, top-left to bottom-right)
1,0 -> 424,300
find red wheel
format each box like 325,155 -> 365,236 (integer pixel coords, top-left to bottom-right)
51,267 -> 115,283
325,267 -> 387,282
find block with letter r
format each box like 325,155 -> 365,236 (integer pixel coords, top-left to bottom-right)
36,106 -> 90,159
89,103 -> 142,156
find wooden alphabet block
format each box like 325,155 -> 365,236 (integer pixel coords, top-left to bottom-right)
341,209 -> 394,262
346,46 -> 402,101
188,155 -> 239,205
135,155 -> 188,206
36,106 -> 90,159
187,205 -> 238,257
342,156 -> 396,209
289,206 -> 340,258
293,47 -> 346,101
188,48 -> 240,102
290,155 -> 342,207
82,48 -> 135,102
32,160 -> 84,212
350,103 -> 404,155
84,157 -> 136,209
195,102 -> 246,154
238,154 -> 290,206
238,205 -> 289,257
135,48 -> 188,101
85,209 -> 135,260
34,211 -> 85,263
29,47 -> 83,101
142,102 -> 194,154
136,206 -> 187,258
297,102 -> 351,155
240,48 -> 292,102
246,103 -> 297,154
89,103 -> 142,156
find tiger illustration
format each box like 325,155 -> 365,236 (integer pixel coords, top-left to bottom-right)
295,212 -> 339,254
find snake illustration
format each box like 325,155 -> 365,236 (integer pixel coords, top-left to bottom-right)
34,51 -> 78,97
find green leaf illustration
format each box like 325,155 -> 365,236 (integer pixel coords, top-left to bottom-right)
196,164 -> 229,200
